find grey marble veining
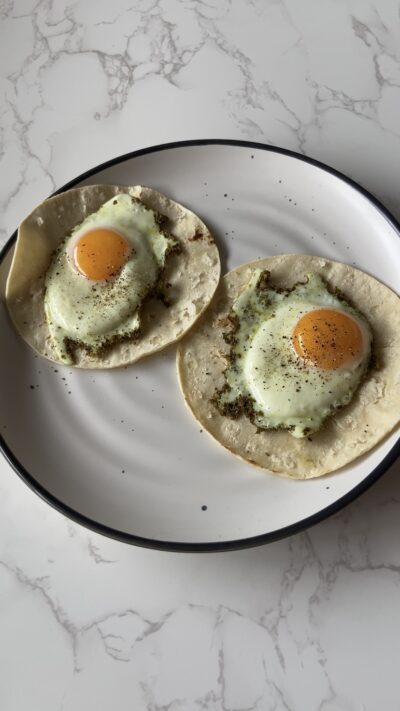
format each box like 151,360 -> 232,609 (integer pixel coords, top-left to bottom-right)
1,461 -> 400,709
2,0 -> 400,240
1,1 -> 400,709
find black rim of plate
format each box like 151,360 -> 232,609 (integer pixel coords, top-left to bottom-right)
1,139 -> 399,552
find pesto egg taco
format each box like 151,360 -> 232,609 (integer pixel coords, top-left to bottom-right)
177,254 -> 400,479
6,185 -> 220,368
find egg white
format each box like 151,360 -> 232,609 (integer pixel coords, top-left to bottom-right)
44,193 -> 176,363
216,270 -> 372,437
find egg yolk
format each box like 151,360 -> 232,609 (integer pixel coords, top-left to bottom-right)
73,229 -> 131,281
292,308 -> 363,370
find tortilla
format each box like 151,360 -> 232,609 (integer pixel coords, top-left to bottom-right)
5,185 -> 220,368
177,255 -> 400,479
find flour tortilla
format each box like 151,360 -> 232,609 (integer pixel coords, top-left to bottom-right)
5,185 -> 220,368
177,255 -> 400,479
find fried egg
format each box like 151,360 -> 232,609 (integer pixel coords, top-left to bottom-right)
215,269 -> 372,437
44,193 -> 177,363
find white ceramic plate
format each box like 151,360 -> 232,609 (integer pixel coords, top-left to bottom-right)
1,140 -> 399,551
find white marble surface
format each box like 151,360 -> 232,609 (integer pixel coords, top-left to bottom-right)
1,1 -> 400,708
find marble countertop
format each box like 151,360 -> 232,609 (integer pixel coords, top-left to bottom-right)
1,1 -> 400,709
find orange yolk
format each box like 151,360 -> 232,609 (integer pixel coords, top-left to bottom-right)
292,308 -> 363,370
73,229 -> 131,281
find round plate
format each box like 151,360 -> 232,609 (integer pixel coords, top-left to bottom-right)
1,140 -> 399,551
